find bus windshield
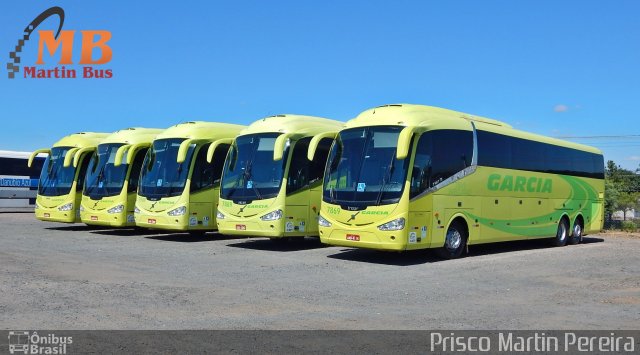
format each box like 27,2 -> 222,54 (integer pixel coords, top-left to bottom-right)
220,133 -> 288,202
83,143 -> 128,199
323,126 -> 410,207
38,147 -> 77,197
138,138 -> 195,199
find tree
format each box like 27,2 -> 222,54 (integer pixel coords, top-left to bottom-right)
604,160 -> 640,223
604,179 -> 620,221
618,192 -> 640,221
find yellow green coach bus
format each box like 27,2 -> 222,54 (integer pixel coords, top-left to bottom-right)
134,121 -> 244,234
79,127 -> 163,227
28,132 -> 110,223
216,114 -> 342,239
312,104 -> 604,258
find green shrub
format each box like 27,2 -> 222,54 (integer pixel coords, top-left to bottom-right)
621,221 -> 637,232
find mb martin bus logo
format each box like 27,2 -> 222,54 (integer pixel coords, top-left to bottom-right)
7,6 -> 113,79
8,331 -> 72,354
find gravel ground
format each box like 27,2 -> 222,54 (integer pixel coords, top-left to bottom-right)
1,212 -> 638,330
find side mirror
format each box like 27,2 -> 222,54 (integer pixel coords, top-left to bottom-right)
28,148 -> 50,167
308,131 -> 338,161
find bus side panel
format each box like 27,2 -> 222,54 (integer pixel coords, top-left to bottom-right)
126,191 -> 137,224
284,186 -> 311,237
478,195 -> 512,243
306,185 -> 323,236
408,193 -> 431,249
407,194 -> 430,250
588,201 -> 604,234
188,187 -> 216,230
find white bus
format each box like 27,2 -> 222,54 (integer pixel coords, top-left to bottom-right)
0,150 -> 45,210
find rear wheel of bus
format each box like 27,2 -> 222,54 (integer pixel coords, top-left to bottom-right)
551,217 -> 569,247
568,216 -> 583,245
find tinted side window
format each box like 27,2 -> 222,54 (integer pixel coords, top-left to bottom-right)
189,144 -> 213,193
210,143 -> 230,184
76,153 -> 91,191
286,138 -> 311,194
410,130 -> 473,198
0,157 -> 44,177
478,130 -> 604,178
477,131 -> 512,169
127,148 -> 148,192
309,138 -> 332,185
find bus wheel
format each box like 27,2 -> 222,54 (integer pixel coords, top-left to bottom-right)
568,218 -> 583,245
437,220 -> 467,259
551,218 -> 569,247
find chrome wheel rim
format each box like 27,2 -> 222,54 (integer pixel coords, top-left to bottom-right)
445,228 -> 462,251
573,224 -> 582,239
557,222 -> 567,242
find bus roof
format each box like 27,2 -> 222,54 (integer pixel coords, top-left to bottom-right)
99,127 -> 164,145
0,150 -> 46,159
240,114 -> 343,137
52,132 -> 111,149
347,104 -> 602,155
155,121 -> 245,140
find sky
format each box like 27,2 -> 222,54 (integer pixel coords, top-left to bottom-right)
1,0 -> 639,170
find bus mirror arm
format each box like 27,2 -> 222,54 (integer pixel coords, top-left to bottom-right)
177,139 -> 195,164
124,142 -> 151,165
28,148 -> 50,167
206,138 -> 233,163
177,139 -> 211,164
273,133 -> 303,161
396,127 -> 416,160
72,147 -> 95,168
307,131 -> 338,161
114,144 -> 131,167
62,148 -> 81,168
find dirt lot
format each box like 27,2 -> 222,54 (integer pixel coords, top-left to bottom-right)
1,212 -> 639,330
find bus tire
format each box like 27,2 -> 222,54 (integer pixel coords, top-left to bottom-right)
551,218 -> 569,247
568,217 -> 583,245
437,220 -> 467,259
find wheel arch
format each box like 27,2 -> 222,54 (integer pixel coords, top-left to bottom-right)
444,213 -> 471,245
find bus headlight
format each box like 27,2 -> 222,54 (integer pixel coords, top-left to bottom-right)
318,214 -> 332,227
107,205 -> 124,214
167,206 -> 187,216
58,203 -> 73,211
134,206 -> 141,214
377,217 -> 405,231
216,211 -> 225,219
79,205 -> 84,212
260,209 -> 283,221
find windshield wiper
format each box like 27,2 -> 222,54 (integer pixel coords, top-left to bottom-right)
89,163 -> 106,196
375,153 -> 396,206
243,163 -> 262,200
165,161 -> 184,198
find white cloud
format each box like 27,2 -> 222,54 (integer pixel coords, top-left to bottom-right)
554,104 -> 569,112
628,156 -> 640,161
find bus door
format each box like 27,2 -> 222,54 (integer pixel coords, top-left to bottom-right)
284,138 -> 315,236
74,152 -> 92,220
188,144 -> 216,229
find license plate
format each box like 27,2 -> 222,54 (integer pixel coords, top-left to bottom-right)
91,216 -> 98,221
44,213 -> 50,218
148,219 -> 156,224
346,234 -> 360,241
236,224 -> 246,231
